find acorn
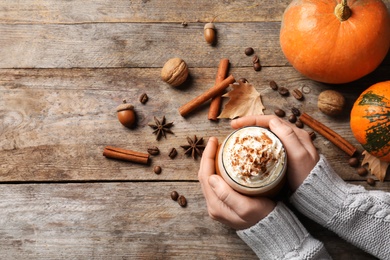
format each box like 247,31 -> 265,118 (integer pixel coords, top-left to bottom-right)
116,100 -> 136,128
204,22 -> 216,44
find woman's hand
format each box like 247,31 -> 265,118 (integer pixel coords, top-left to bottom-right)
198,137 -> 276,230
231,115 -> 319,191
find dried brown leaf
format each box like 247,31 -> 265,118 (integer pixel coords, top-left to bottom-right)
218,81 -> 265,119
361,150 -> 389,182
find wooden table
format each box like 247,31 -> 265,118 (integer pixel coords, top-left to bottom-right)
1,1 -> 389,259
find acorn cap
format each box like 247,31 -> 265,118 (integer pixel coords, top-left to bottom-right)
116,100 -> 134,112
204,22 -> 215,30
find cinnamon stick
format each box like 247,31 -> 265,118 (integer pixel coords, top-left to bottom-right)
179,74 -> 235,117
208,58 -> 230,121
103,146 -> 150,164
299,113 -> 357,156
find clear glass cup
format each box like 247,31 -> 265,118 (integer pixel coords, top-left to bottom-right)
215,126 -> 287,196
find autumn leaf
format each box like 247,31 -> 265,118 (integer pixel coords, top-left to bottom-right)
218,81 -> 265,119
361,150 -> 389,182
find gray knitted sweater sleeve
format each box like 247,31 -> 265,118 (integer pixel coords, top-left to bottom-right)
237,155 -> 390,259
290,155 -> 390,259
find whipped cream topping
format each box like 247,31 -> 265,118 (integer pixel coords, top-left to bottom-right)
222,127 -> 286,187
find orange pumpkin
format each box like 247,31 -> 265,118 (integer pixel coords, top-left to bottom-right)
280,0 -> 390,84
350,81 -> 390,162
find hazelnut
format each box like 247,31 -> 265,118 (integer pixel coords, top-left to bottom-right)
161,58 -> 189,87
317,90 -> 345,116
204,22 -> 216,44
116,100 -> 136,128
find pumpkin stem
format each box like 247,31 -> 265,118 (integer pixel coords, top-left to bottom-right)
334,0 -> 352,21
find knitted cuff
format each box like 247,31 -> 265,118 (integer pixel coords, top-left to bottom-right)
290,155 -> 351,226
237,202 -> 326,259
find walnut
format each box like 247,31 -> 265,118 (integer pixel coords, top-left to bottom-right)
317,90 -> 345,116
161,58 -> 189,87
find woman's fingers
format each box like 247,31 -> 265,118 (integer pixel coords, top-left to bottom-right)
208,175 -> 275,230
269,118 -> 308,157
198,137 -> 221,206
231,115 -> 276,129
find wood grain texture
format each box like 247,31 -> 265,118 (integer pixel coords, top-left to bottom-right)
1,0 -> 390,259
0,182 -> 386,259
0,0 -> 290,24
1,22 -> 388,69
1,67 -> 389,182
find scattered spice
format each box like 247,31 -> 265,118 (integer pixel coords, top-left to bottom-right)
103,146 -> 149,165
148,116 -> 174,140
169,148 -> 178,159
357,167 -> 368,176
181,136 -> 205,159
253,62 -> 262,71
288,114 -> 297,123
208,58 -> 230,121
147,146 -> 160,156
178,195 -> 187,207
292,88 -> 304,100
291,107 -> 301,116
274,109 -> 285,117
367,177 -> 375,186
269,80 -> 278,91
278,86 -> 289,96
245,47 -> 254,56
348,157 -> 359,167
154,166 -> 162,174
295,119 -> 304,128
139,93 -> 148,104
171,191 -> 179,201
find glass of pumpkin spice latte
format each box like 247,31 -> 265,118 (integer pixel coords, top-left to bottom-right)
215,126 -> 287,197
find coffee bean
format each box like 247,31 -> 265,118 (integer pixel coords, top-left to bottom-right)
274,109 -> 286,117
357,167 -> 368,176
154,166 -> 162,174
278,86 -> 289,96
292,89 -> 304,100
367,177 -> 375,186
269,80 -> 278,91
147,146 -> 160,156
291,107 -> 301,116
252,55 -> 259,64
139,93 -> 149,104
171,191 -> 179,201
309,131 -> 316,140
178,195 -> 187,207
169,148 -> 177,159
245,47 -> 254,56
288,114 -> 297,123
253,62 -> 261,71
295,119 -> 304,128
348,157 -> 359,167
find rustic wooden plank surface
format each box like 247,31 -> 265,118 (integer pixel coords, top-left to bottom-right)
1,0 -> 390,259
0,22 -> 388,69
1,66 -> 389,182
0,0 -> 290,23
0,182 -> 387,259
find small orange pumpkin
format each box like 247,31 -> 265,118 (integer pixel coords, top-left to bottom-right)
350,81 -> 390,162
280,0 -> 390,84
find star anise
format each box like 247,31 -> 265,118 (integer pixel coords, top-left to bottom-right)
148,116 -> 174,140
181,135 -> 205,159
